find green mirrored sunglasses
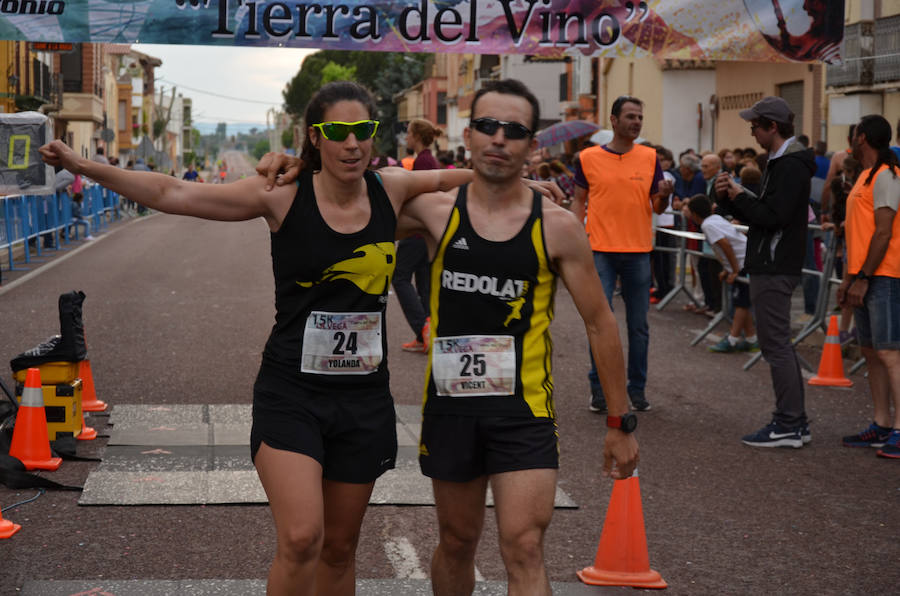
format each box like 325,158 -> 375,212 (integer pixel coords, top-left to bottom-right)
312,120 -> 380,142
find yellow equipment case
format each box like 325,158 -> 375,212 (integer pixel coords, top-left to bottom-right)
15,379 -> 83,440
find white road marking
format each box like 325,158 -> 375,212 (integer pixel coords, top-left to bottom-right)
384,537 -> 427,579
384,536 -> 485,582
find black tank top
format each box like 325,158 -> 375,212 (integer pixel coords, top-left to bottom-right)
423,185 -> 557,418
261,169 -> 396,392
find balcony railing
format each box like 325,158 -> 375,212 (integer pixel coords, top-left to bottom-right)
826,23 -> 861,87
874,15 -> 900,83
827,17 -> 900,87
48,73 -> 63,109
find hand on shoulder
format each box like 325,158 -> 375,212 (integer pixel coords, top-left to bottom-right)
256,152 -> 304,190
523,178 -> 565,204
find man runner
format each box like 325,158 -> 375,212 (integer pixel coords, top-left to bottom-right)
398,79 -> 639,595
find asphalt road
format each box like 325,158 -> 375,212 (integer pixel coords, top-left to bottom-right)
0,164 -> 897,594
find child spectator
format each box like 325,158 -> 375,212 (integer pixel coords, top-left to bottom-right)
687,194 -> 757,352
69,190 -> 94,240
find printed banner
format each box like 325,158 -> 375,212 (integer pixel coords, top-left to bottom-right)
0,1 -> 843,63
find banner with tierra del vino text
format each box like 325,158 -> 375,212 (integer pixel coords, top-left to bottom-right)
0,0 -> 843,63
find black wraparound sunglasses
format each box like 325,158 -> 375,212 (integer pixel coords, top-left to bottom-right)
470,117 -> 533,140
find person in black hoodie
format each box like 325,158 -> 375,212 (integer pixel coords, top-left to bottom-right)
715,96 -> 816,449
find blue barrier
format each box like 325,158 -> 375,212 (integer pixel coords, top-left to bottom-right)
1,183 -> 121,275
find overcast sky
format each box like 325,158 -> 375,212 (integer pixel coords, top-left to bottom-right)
133,44 -> 316,134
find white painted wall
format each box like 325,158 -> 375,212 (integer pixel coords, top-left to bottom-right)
661,70 -> 717,156
69,120 -> 95,160
572,53 -> 593,97
500,55 -> 566,124
445,102 -> 465,155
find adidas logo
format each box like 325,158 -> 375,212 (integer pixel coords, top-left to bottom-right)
452,237 -> 469,250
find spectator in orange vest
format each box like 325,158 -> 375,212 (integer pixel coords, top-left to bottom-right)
838,114 -> 900,459
571,95 -> 673,414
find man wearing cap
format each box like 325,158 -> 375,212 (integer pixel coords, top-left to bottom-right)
715,96 -> 817,448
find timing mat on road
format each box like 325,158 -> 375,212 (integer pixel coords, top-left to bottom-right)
78,404 -> 577,508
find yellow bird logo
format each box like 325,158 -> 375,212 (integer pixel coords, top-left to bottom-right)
503,281 -> 529,327
298,242 -> 396,295
504,296 -> 525,327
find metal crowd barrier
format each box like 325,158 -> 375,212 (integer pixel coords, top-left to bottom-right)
1,182 -> 121,274
653,219 -> 863,374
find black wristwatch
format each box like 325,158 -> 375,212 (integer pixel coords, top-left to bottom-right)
607,413 -> 638,433
855,270 -> 869,282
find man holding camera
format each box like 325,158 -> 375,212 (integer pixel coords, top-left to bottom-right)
715,96 -> 816,448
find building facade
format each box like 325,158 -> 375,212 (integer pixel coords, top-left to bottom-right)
826,0 -> 900,151
0,41 -> 61,118
597,56 -> 821,158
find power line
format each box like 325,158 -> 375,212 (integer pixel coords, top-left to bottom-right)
156,78 -> 282,106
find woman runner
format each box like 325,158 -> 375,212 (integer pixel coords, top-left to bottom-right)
40,81 -> 485,596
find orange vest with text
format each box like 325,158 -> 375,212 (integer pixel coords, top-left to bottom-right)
581,144 -> 656,252
846,164 -> 900,278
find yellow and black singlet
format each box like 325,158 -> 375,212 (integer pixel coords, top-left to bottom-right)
423,185 -> 557,418
261,169 -> 396,392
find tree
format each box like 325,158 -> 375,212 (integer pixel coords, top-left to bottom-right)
282,52 -> 331,119
320,61 -> 356,84
281,127 -> 294,150
367,53 -> 427,156
282,51 -> 427,156
152,86 -> 177,152
252,138 -> 270,161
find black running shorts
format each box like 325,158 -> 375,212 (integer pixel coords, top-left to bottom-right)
419,414 -> 559,482
732,280 -> 751,309
251,368 -> 397,484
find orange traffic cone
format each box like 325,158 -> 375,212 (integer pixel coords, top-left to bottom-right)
78,360 -> 107,412
9,368 -> 62,471
809,315 -> 853,387
78,407 -> 97,442
577,471 -> 667,589
0,508 -> 22,539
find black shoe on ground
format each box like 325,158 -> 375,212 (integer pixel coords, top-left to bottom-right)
589,389 -> 607,414
742,421 -> 803,448
842,422 -> 892,448
630,395 -> 651,411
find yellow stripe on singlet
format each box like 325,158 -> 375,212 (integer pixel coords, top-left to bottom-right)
521,217 -> 557,418
421,207 -> 461,412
